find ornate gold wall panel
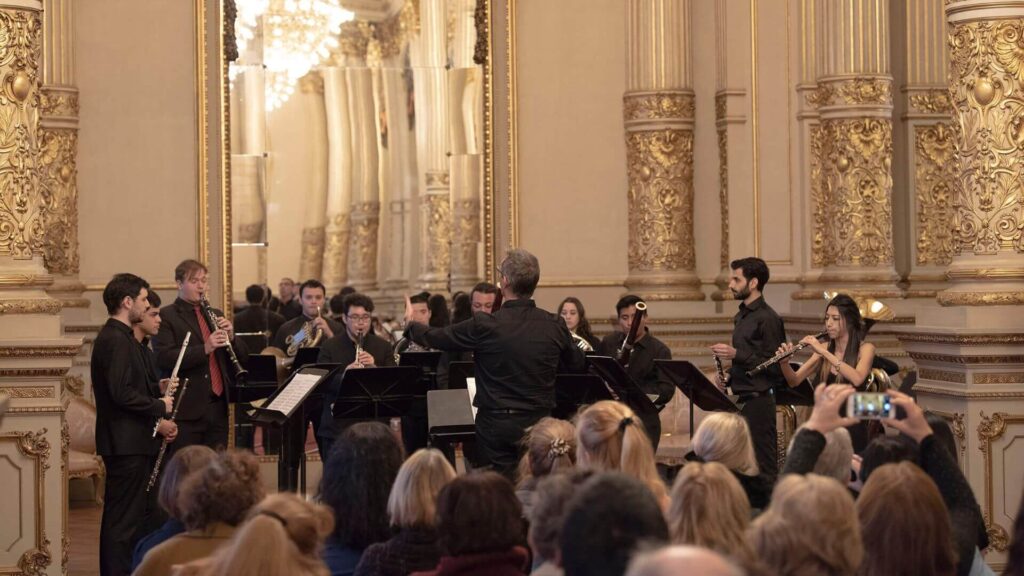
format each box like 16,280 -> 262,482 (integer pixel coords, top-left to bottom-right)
977,411 -> 1024,552
914,122 -> 956,266
298,226 -> 325,282
321,214 -> 350,288
0,428 -> 52,576
420,191 -> 451,284
715,92 -> 728,270
37,126 -> 77,275
347,201 -> 380,288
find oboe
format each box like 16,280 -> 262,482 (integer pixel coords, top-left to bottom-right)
745,331 -> 828,377
714,354 -> 727,389
146,377 -> 189,492
153,332 -> 190,437
199,294 -> 248,381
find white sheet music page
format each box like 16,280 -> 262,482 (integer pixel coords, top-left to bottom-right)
266,372 -> 321,415
466,377 -> 478,420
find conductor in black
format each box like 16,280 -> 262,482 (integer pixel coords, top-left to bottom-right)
403,248 -> 586,478
710,257 -> 787,480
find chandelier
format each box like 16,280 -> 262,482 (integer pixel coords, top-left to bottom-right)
233,0 -> 353,111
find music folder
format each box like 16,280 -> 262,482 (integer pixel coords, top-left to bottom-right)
586,355 -> 662,449
331,366 -> 425,420
655,360 -> 741,414
251,366 -> 335,426
553,373 -> 615,420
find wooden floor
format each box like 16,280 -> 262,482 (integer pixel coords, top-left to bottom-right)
69,501 -> 101,576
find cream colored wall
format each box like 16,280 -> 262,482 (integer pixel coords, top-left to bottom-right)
76,0 -> 199,312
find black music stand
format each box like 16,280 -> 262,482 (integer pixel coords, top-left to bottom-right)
427,389 -> 476,467
587,356 -> 662,450
774,363 -> 816,407
400,351 -> 442,385
293,347 -> 321,371
446,361 -> 474,390
553,373 -> 615,420
233,354 -> 280,450
655,360 -> 741,437
331,366 -> 425,420
251,365 -> 336,494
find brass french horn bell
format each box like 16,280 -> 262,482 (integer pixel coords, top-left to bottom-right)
822,291 -> 894,334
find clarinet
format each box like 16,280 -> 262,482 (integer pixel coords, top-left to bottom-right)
147,378 -> 189,492
199,294 -> 248,381
745,331 -> 828,377
714,354 -> 728,389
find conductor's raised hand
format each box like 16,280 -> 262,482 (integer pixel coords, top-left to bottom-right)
803,384 -> 858,434
403,293 -> 414,325
884,390 -> 933,443
710,343 -> 736,360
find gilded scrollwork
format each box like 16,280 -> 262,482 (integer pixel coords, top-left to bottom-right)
909,89 -> 953,114
914,123 -> 956,266
38,127 -> 78,275
625,129 -> 696,272
814,77 -> 893,107
322,213 -> 350,288
717,126 -> 729,270
809,124 -> 827,267
947,19 -> 1024,256
623,92 -> 695,122
421,193 -> 452,278
348,202 -> 380,283
938,290 -> 1024,306
0,298 -> 61,315
39,89 -> 78,118
333,0 -> 420,61
298,226 -> 325,282
818,118 -> 895,266
451,199 -> 479,278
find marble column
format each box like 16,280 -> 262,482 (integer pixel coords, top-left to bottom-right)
799,0 -> 902,300
378,58 -> 417,295
0,2 -> 80,574
321,66 -> 353,292
346,59 -> 381,291
297,73 -> 329,283
623,0 -> 703,301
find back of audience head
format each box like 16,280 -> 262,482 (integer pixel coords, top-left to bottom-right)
626,545 -> 745,576
320,422 -> 404,549
575,400 -> 667,502
691,412 -> 759,476
159,445 -> 216,520
858,435 -> 918,484
436,471 -> 524,557
790,425 -> 853,484
923,412 -> 958,460
427,293 -> 450,327
667,461 -> 754,566
749,473 -> 862,576
517,417 -> 576,487
179,449 -> 265,531
528,469 -> 594,567
561,472 -> 669,576
387,448 -> 455,529
856,461 -> 957,576
451,291 -> 471,324
177,493 -> 335,576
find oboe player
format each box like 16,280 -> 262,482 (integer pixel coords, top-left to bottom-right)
710,257 -> 786,480
93,274 -> 174,576
153,260 -> 248,451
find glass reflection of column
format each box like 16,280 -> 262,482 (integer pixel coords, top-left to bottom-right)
322,65 -> 353,292
347,57 -> 381,291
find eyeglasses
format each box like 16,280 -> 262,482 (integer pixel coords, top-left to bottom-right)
346,314 -> 372,323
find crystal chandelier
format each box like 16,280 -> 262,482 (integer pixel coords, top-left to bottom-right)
233,0 -> 353,110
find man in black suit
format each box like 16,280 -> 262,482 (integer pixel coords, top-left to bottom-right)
92,273 -> 176,576
271,279 -> 343,352
233,284 -> 285,350
152,259 -> 248,451
316,292 -> 395,457
269,277 -> 302,320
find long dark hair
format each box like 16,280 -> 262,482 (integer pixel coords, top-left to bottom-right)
428,294 -> 450,328
558,297 -> 597,345
320,422 -> 404,549
819,293 -> 865,384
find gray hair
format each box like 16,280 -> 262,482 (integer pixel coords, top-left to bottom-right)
500,248 -> 540,297
787,426 -> 853,484
626,545 -> 746,576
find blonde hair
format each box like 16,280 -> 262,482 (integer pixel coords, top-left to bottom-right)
749,474 -> 863,576
667,462 -> 754,566
788,426 -> 853,484
174,493 -> 335,576
517,417 -> 576,487
575,400 -> 667,502
691,412 -> 759,476
387,448 -> 456,528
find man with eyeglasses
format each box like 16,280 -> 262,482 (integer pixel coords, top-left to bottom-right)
316,292 -> 396,457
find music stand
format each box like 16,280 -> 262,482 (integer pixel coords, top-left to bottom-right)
427,389 -> 476,467
774,363 -> 816,407
655,360 -> 741,437
331,366 -> 425,420
447,361 -> 475,390
292,347 -> 321,371
587,356 -> 663,449
400,351 -> 442,382
251,365 -> 336,494
553,373 -> 615,420
233,354 -> 280,450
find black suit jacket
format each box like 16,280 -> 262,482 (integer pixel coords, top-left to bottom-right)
152,298 -> 249,420
316,332 -> 396,441
91,319 -> 165,456
233,306 -> 286,343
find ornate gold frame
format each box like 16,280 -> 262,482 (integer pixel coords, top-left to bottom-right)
977,412 -> 1024,552
0,429 -> 51,576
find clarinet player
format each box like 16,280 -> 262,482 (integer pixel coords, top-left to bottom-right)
153,259 -> 248,451
93,274 -> 176,576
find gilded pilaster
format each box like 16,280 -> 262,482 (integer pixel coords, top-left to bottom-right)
322,66 -> 353,292
623,0 -> 703,301
346,60 -> 381,291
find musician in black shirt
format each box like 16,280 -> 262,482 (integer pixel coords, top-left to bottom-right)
711,257 -> 786,479
404,249 -> 586,478
598,295 -> 674,408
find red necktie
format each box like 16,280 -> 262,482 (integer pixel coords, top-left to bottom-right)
194,306 -> 224,396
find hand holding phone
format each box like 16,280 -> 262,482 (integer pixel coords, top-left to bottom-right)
881,390 -> 933,443
804,384 -> 859,434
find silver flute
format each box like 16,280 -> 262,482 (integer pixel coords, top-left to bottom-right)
147,377 -> 189,492
745,331 -> 828,377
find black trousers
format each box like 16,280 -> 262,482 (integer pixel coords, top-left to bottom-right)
739,393 -> 778,480
475,408 -> 548,480
100,455 -> 156,576
174,395 -> 229,452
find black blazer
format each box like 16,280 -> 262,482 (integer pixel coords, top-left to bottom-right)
152,298 -> 248,421
91,319 -> 165,456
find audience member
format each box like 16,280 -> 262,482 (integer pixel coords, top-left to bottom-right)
625,546 -> 744,576
528,470 -> 595,576
575,401 -> 668,506
788,425 -> 853,485
355,449 -> 456,576
689,412 -> 771,510
133,450 -> 264,576
667,461 -> 756,568
413,472 -> 528,576
320,422 -> 405,576
561,472 -> 669,576
428,294 -> 450,328
450,292 -> 471,324
1005,491 -> 1024,576
174,493 -> 335,576
516,417 -> 576,517
131,446 -> 216,570
749,473 -> 862,576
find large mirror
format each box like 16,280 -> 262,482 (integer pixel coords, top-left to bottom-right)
227,0 -> 490,321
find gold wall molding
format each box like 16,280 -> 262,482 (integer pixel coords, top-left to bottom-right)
0,428 -> 52,576
929,410 -> 967,468
814,76 -> 894,108
334,0 -> 420,61
0,386 -> 54,399
977,411 -> 1024,552
298,226 -> 325,282
916,385 -> 1024,399
919,368 -> 968,384
38,126 -> 79,275
0,273 -> 51,287
623,91 -> 696,123
450,198 -> 480,281
974,372 -> 1024,384
61,374 -> 83,396
938,291 -> 1024,306
908,352 -> 1024,365
322,214 -> 351,288
0,299 -> 61,315
420,193 -> 452,283
0,368 -> 68,378
947,18 -> 1024,257
907,88 -> 954,115
946,267 -> 1024,280
38,88 -> 78,119
913,123 -> 956,266
348,201 -> 380,286
809,123 -> 826,266
898,332 -> 1024,345
715,92 -> 729,270
425,171 -> 451,188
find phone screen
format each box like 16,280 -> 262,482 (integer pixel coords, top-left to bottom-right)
850,392 -> 894,420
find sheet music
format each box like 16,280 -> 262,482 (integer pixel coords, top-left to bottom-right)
265,372 -> 320,415
466,377 -> 478,420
